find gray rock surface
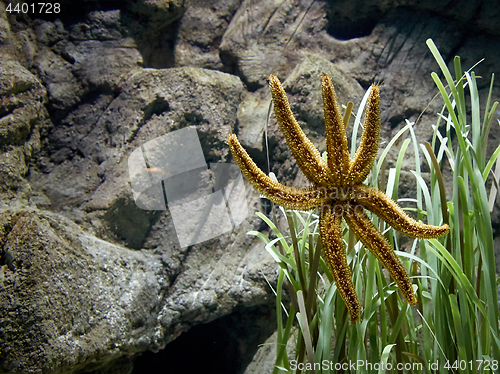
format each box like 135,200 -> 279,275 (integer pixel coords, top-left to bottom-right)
174,0 -> 242,70
242,329 -> 297,374
1,0 -> 500,372
0,206 -> 274,373
0,209 -> 167,374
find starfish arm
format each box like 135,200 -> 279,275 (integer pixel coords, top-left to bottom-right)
352,185 -> 450,238
343,203 -> 417,305
319,205 -> 361,323
268,75 -> 332,187
228,134 -> 327,210
347,86 -> 381,185
322,76 -> 350,186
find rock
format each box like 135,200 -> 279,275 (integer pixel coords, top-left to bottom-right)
220,0 -> 330,89
0,146 -> 34,210
28,67 -> 245,251
70,10 -> 123,42
174,0 -> 241,70
243,329 -> 297,374
33,19 -> 67,46
134,304 -> 277,373
0,58 -> 46,209
1,0 -> 500,372
281,55 -> 364,133
123,0 -> 185,68
0,2 -> 11,45
325,0 -> 500,39
34,47 -> 83,112
0,205 -> 276,373
89,67 -> 244,163
0,208 -> 168,373
82,68 -> 244,248
236,86 -> 272,152
0,59 -> 45,105
128,0 -> 185,25
63,39 -> 143,90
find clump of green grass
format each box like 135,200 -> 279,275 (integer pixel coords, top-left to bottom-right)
250,39 -> 500,373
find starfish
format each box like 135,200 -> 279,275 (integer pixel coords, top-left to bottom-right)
228,75 -> 449,323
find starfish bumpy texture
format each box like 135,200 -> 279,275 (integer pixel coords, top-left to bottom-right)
228,75 -> 449,322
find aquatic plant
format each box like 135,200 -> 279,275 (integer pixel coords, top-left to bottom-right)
239,39 -> 499,373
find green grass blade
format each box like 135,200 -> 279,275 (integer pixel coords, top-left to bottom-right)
376,120 -> 413,175
449,294 -> 468,364
427,39 -> 460,110
392,138 -> 412,200
423,141 -> 449,224
378,344 -> 396,374
350,87 -> 373,157
482,143 -> 500,181
426,239 -> 487,317
465,72 -> 482,166
296,290 -> 315,366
